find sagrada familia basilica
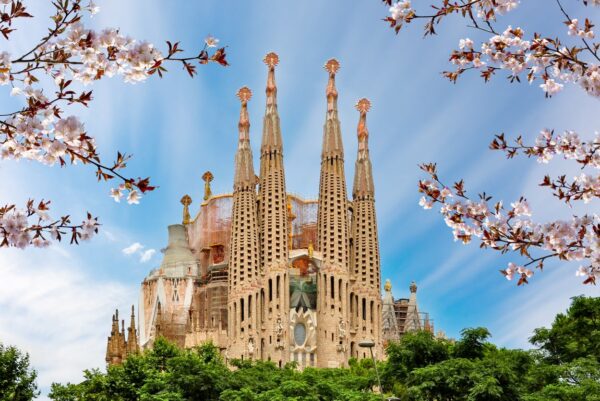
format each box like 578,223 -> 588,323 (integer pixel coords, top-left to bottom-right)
106,53 -> 438,368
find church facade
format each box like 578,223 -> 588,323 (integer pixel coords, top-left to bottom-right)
107,54 -> 429,369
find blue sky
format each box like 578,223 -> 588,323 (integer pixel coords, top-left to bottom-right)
1,0 -> 599,398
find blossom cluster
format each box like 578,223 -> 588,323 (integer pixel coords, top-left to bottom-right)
446,23 -> 600,98
0,201 -> 98,249
418,163 -> 600,285
383,0 -> 600,99
385,0 -> 520,34
490,130 -> 599,203
0,0 -> 226,248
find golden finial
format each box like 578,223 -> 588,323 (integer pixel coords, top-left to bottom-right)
410,281 -> 417,293
324,58 -> 340,74
264,52 -> 279,68
202,171 -> 214,201
308,241 -> 314,258
180,194 -> 192,224
237,86 -> 252,103
355,98 -> 371,114
384,279 -> 392,292
324,59 -> 340,112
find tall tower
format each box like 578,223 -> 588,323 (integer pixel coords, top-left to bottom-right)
258,52 -> 289,364
350,99 -> 383,357
316,59 -> 350,367
228,87 -> 261,360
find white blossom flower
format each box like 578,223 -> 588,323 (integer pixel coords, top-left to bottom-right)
540,79 -> 563,96
127,190 -> 140,205
110,187 -> 123,202
389,1 -> 412,21
204,35 -> 219,48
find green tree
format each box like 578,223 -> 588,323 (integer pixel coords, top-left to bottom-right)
530,296 -> 600,364
0,342 -> 39,401
382,330 -> 451,390
452,327 -> 492,360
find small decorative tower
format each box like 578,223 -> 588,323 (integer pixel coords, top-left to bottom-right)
202,171 -> 214,201
316,59 -> 351,367
106,309 -> 127,366
228,87 -> 261,360
404,282 -> 421,333
180,195 -> 192,225
258,52 -> 290,364
126,305 -> 139,355
350,98 -> 382,357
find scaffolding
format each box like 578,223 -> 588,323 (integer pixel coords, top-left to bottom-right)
288,194 -> 318,250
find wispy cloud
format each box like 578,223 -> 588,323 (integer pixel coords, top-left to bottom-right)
140,249 -> 156,263
0,247 -> 136,399
122,242 -> 143,255
122,242 -> 156,263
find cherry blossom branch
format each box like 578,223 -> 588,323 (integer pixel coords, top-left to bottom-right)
418,163 -> 599,285
489,130 -> 600,204
0,200 -> 99,248
382,0 -> 600,98
0,0 -> 229,247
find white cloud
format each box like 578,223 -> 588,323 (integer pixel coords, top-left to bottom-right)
140,249 -> 156,263
122,242 -> 156,263
0,247 -> 136,399
122,242 -> 143,255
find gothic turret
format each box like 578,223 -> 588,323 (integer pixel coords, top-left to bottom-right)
228,87 -> 261,360
105,309 -> 128,366
316,59 -> 351,365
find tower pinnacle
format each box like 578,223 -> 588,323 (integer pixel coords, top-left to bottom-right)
352,98 -> 375,200
324,59 -> 340,113
180,195 -> 192,225
233,87 -> 256,191
264,52 -> 279,107
202,171 -> 213,201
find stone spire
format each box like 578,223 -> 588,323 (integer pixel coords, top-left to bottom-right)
321,59 -> 344,159
258,52 -> 288,269
351,98 -> 380,287
127,305 -> 139,355
234,87 -> 256,192
317,58 -> 349,268
316,58 -> 351,365
106,309 -> 127,366
228,87 -> 261,359
404,282 -> 421,333
352,99 -> 375,200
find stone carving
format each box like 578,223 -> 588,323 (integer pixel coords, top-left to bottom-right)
336,317 -> 347,352
275,315 -> 284,350
247,337 -> 255,357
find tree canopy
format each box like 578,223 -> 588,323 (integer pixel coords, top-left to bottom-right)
1,296 -> 598,400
